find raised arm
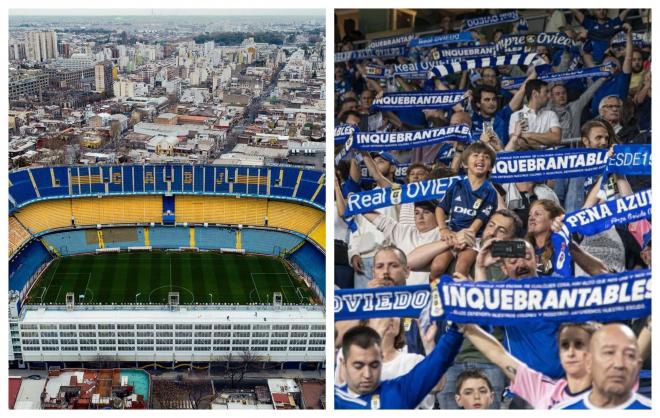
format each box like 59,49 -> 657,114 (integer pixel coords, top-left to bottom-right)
622,23 -> 634,74
462,324 -> 523,380
394,325 -> 464,408
407,240 -> 452,270
568,241 -> 610,275
571,9 -> 585,24
361,151 -> 394,189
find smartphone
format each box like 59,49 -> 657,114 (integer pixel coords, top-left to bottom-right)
491,240 -> 527,258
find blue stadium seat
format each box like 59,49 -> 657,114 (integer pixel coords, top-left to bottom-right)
41,230 -> 98,255
9,164 -> 325,211
8,170 -> 38,206
149,226 -> 190,248
9,239 -> 52,294
287,242 -> 325,297
241,228 -> 304,255
195,227 -> 237,249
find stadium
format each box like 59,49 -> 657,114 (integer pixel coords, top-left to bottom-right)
9,164 -> 326,369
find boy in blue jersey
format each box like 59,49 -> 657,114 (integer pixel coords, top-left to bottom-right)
431,142 -> 498,278
335,324 -> 464,409
555,323 -> 651,409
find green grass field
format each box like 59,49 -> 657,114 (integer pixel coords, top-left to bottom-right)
26,252 -> 315,305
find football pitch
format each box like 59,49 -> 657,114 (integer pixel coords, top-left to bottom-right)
26,252 -> 315,305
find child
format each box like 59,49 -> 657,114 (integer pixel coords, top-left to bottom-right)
455,369 -> 495,410
432,142 -> 497,277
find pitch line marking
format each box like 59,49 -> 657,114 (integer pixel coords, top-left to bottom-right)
249,274 -> 263,303
53,286 -> 63,304
43,258 -> 62,297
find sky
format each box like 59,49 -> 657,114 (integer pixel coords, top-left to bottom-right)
9,9 -> 324,16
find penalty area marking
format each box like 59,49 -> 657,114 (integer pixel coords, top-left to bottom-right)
249,274 -> 263,303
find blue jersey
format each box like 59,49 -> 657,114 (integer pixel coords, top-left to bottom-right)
472,105 -> 513,145
591,72 -> 631,117
335,327 -> 463,409
439,177 -> 497,235
582,16 -> 623,63
505,321 -> 563,379
555,391 -> 651,409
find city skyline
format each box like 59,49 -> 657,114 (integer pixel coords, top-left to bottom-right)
9,8 -> 324,16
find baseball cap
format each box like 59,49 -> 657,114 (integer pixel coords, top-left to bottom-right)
371,151 -> 399,166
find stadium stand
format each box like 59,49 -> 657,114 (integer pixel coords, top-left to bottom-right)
149,226 -> 190,249
241,228 -> 305,255
9,239 -> 52,295
175,195 -> 268,226
8,164 -> 325,210
9,216 -> 31,256
193,226 -> 237,249
287,242 -> 325,297
13,199 -> 72,234
308,219 -> 326,250
267,200 -> 325,236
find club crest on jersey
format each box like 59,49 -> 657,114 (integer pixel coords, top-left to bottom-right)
473,198 -> 483,210
371,394 -> 381,409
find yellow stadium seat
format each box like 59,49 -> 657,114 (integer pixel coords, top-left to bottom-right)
9,216 -> 32,255
175,196 -> 268,226
308,219 -> 326,250
267,200 -> 324,236
13,199 -> 72,233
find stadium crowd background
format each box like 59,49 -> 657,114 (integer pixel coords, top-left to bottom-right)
334,9 -> 651,409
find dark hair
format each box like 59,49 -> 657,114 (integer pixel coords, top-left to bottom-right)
342,326 -> 382,359
580,119 -> 618,147
456,369 -> 493,394
405,163 -> 431,182
461,141 -> 497,169
473,85 -> 499,109
492,208 -> 524,238
524,79 -> 548,102
557,322 -> 601,344
340,110 -> 361,124
374,244 -> 408,266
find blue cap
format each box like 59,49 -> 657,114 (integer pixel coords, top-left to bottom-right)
372,151 -> 398,166
642,230 -> 652,249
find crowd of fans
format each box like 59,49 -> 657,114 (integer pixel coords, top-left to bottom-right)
334,9 -> 651,409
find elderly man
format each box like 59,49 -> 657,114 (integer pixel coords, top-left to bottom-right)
335,324 -> 464,409
556,323 -> 651,409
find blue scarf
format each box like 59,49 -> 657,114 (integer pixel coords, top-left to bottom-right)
492,146 -> 651,183
438,44 -> 498,60
335,46 -> 408,62
335,270 -> 651,325
496,32 -> 575,54
491,148 -> 610,183
462,11 -> 522,30
409,31 -> 475,48
430,53 -> 539,78
501,64 -> 614,90
344,175 -> 463,217
611,31 -> 651,48
335,124 -> 356,144
364,64 -> 393,79
370,90 -> 466,111
552,189 -> 652,276
367,33 -> 416,49
606,144 -> 651,176
353,124 -> 473,151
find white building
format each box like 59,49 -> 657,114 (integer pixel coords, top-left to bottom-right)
13,305 -> 324,363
